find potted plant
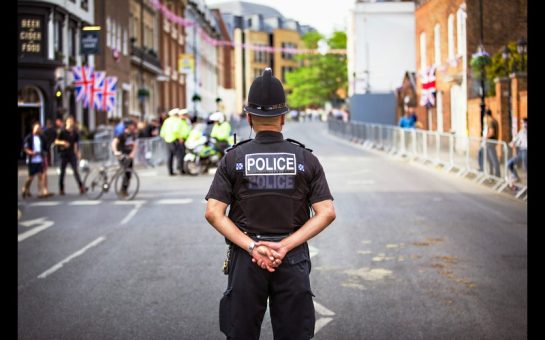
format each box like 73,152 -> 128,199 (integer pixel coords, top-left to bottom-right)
215,97 -> 222,104
192,93 -> 201,102
137,88 -> 150,98
470,49 -> 491,79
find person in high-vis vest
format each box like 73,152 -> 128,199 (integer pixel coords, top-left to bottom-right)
209,111 -> 232,156
160,108 -> 190,175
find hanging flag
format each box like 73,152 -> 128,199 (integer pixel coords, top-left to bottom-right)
420,65 -> 436,108
85,70 -> 104,109
95,76 -> 118,112
72,65 -> 95,103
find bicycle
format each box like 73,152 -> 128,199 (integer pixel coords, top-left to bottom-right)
83,155 -> 140,200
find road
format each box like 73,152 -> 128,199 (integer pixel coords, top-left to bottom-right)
18,121 -> 527,339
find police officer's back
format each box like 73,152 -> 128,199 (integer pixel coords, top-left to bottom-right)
205,68 -> 336,340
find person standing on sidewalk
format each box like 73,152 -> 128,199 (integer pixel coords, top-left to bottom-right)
111,120 -> 138,198
507,117 -> 527,183
42,118 -> 57,196
55,116 -> 86,195
21,122 -> 53,198
205,68 -> 336,340
478,109 -> 501,178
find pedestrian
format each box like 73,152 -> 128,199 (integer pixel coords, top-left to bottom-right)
144,116 -> 160,138
160,108 -> 190,175
399,107 -> 414,128
55,116 -> 86,195
408,106 -> 422,129
42,118 -> 57,193
507,117 -> 527,183
21,121 -> 54,198
111,120 -> 138,198
114,118 -> 126,137
204,67 -> 336,340
478,109 -> 501,178
209,111 -> 232,156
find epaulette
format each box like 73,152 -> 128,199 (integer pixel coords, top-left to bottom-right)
286,138 -> 313,152
225,138 -> 253,153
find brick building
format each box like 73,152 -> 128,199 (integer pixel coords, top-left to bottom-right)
94,0 -> 131,124
158,0 -> 187,115
414,0 -> 527,141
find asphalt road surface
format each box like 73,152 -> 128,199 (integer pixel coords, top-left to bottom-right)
18,120 -> 527,339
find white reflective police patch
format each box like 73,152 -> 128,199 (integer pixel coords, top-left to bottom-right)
235,163 -> 244,171
245,153 -> 297,176
298,163 -> 305,172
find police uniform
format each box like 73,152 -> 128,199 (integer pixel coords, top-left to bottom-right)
205,68 -> 333,340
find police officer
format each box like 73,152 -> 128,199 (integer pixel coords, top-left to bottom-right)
205,68 -> 336,340
209,111 -> 232,156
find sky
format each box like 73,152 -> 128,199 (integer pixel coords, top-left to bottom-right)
205,0 -> 355,37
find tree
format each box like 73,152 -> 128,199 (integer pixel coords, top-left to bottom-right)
285,31 -> 348,109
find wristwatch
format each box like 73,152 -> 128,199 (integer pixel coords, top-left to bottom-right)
248,241 -> 256,254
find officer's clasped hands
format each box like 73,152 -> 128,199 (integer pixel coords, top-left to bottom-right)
251,242 -> 286,271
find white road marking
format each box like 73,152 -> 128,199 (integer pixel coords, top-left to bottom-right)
29,201 -> 61,207
314,301 -> 336,316
37,236 -> 106,279
309,245 -> 319,259
18,217 -> 54,242
114,200 -> 146,205
69,200 -> 101,206
138,171 -> 158,177
156,198 -> 193,205
314,317 -> 334,334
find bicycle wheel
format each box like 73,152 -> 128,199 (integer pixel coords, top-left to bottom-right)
114,168 -> 140,200
84,168 -> 107,200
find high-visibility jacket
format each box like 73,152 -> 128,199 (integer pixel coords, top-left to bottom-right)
210,121 -> 231,142
160,117 -> 191,143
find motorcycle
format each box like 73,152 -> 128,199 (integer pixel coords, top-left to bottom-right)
183,124 -> 233,175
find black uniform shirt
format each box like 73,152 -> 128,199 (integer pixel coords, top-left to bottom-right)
57,128 -> 80,156
205,131 -> 333,234
117,131 -> 137,155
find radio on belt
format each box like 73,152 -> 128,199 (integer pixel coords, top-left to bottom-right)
245,153 -> 296,176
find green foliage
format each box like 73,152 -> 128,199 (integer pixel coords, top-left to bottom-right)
476,42 -> 526,96
285,31 -> 347,109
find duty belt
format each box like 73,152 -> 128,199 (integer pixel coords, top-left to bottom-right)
243,231 -> 293,242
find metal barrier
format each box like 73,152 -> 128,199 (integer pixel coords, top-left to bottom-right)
50,136 -> 168,170
327,119 -> 527,200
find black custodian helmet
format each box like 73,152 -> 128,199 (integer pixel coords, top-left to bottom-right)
244,68 -> 288,117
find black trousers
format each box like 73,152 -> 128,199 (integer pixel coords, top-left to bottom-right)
220,242 -> 315,340
120,158 -> 133,191
59,154 -> 83,191
167,142 -> 186,174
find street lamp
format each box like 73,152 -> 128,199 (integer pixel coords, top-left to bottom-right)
517,37 -> 527,72
476,44 -> 487,135
502,45 -> 512,142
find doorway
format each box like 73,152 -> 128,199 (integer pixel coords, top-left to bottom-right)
18,86 -> 44,163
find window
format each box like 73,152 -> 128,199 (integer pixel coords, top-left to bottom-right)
434,23 -> 441,66
117,23 -> 121,52
106,18 -> 111,48
456,8 -> 466,56
123,29 -> 128,55
419,32 -> 426,71
81,0 -> 88,11
447,14 -> 454,60
281,42 -> 296,60
53,18 -> 63,53
254,44 -> 267,63
68,25 -> 76,58
112,21 -> 117,50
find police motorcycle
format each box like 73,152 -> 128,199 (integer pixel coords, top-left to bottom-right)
183,120 -> 235,176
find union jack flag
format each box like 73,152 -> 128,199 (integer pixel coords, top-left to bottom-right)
95,76 -> 118,112
72,66 -> 95,103
83,71 -> 104,109
420,65 -> 436,108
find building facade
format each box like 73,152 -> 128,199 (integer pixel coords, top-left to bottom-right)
94,0 -> 131,125
212,1 -> 309,115
18,0 -> 95,159
348,0 -> 416,96
128,0 -> 162,120
185,0 -> 220,119
415,0 -> 527,139
158,0 -> 187,115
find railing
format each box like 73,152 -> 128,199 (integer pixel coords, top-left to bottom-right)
328,120 -> 527,200
50,136 -> 168,169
